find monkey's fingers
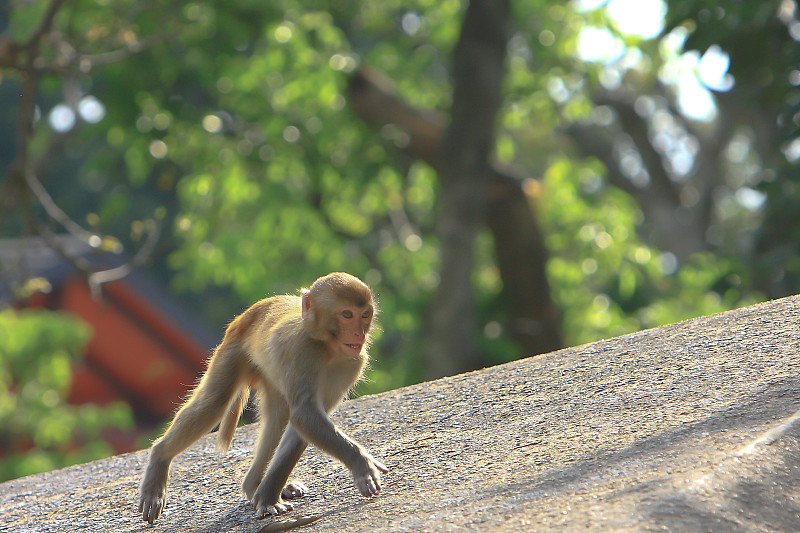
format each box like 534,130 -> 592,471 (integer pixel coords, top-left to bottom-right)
256,501 -> 294,519
354,472 -> 382,497
139,496 -> 164,524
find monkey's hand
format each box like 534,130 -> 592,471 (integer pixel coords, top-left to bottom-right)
352,453 -> 389,497
138,460 -> 169,524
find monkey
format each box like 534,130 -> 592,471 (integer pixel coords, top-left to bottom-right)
138,272 -> 388,524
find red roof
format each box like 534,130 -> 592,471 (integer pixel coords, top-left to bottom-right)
3,236 -> 219,451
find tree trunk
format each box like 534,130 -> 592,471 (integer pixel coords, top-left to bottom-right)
486,170 -> 562,355
424,0 -> 510,378
347,22 -> 564,372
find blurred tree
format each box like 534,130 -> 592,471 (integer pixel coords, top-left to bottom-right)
491,0 -> 795,343
0,309 -> 133,481
0,2 -> 797,479
0,0 -> 563,385
563,0 -> 799,281
347,5 -> 563,378
657,0 -> 800,296
427,0 -> 512,377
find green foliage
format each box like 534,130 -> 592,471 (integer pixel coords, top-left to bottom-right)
541,156 -> 762,346
2,0 -> 796,462
0,310 -> 134,482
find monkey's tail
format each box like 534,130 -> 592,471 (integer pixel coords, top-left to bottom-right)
217,387 -> 249,453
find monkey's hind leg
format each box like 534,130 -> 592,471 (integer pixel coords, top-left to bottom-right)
139,343 -> 248,524
243,387 -> 290,500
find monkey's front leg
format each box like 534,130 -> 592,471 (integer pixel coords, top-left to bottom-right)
252,426 -> 309,518
290,400 -> 388,498
139,455 -> 170,524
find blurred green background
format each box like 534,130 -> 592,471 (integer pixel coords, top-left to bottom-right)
1,0 -> 798,481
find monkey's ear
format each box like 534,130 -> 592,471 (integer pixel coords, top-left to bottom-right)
301,290 -> 329,341
300,289 -> 312,320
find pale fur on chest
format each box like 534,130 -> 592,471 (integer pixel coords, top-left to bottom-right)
248,316 -> 367,411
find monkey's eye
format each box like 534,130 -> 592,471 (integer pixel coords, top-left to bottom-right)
342,310 -> 354,319
362,309 -> 372,319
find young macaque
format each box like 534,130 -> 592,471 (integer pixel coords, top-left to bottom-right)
138,272 -> 388,524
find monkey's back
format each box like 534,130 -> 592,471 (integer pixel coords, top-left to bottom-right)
225,295 -> 300,344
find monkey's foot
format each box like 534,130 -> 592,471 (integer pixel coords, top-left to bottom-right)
281,481 -> 308,500
252,481 -> 300,519
253,482 -> 307,517
254,499 -> 294,519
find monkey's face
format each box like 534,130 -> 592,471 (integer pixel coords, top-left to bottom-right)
334,304 -> 373,356
301,272 -> 377,354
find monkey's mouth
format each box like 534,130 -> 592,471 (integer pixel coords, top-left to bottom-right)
343,343 -> 363,354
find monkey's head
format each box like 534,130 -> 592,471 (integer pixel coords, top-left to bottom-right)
301,272 -> 376,357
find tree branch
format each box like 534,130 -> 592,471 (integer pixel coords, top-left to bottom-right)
24,169 -> 98,244
348,63 -> 563,361
595,94 -> 682,208
348,68 -> 446,168
23,0 -> 68,50
1,0 -> 162,300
